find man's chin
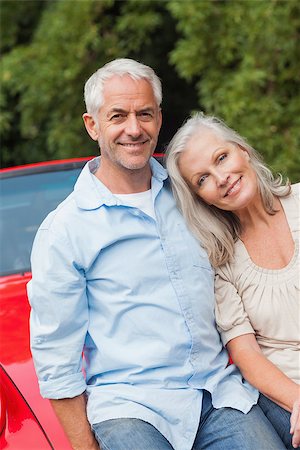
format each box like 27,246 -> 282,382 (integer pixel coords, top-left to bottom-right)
122,160 -> 149,171
119,153 -> 153,171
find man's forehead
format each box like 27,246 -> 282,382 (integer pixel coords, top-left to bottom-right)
100,76 -> 157,113
103,75 -> 154,98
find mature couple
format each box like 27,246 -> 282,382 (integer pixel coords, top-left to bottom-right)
28,59 -> 299,450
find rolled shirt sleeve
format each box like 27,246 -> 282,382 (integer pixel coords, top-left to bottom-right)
214,265 -> 255,346
28,217 -> 88,399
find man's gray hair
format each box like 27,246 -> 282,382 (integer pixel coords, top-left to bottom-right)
84,58 -> 162,119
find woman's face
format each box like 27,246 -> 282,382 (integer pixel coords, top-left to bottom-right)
178,127 -> 259,212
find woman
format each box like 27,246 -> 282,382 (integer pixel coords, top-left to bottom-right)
166,112 -> 300,449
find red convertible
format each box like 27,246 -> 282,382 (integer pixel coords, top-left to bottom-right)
0,154 -> 164,449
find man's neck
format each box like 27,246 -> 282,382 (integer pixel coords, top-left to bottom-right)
95,161 -> 152,194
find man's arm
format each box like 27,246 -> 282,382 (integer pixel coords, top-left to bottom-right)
50,394 -> 100,450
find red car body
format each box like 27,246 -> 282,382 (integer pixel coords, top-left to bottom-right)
0,154 -> 164,449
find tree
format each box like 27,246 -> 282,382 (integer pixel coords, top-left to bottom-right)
0,0 -> 197,167
167,0 -> 300,181
1,0 -> 299,181
1,0 -> 117,166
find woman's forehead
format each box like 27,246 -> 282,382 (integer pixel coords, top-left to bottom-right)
186,127 -> 226,153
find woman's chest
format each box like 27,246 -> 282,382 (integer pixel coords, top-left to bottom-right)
234,261 -> 299,340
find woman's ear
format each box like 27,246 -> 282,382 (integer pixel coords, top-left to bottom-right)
241,148 -> 250,161
82,113 -> 99,141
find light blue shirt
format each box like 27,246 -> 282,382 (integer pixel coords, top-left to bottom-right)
28,157 -> 258,450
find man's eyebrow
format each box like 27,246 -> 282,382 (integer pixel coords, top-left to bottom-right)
107,106 -> 156,116
106,108 -> 127,117
138,107 -> 155,113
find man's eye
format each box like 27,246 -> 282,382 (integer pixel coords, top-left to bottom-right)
139,112 -> 153,121
110,114 -> 125,121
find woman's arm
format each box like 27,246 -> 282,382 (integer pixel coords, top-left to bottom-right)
290,400 -> 300,448
227,333 -> 298,410
227,333 -> 300,447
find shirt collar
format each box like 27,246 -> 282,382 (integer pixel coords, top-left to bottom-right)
74,156 -> 168,211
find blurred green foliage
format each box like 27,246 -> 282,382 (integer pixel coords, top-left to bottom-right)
167,0 -> 300,180
1,0 -> 299,181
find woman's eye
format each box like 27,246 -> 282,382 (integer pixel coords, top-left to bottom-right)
218,153 -> 227,163
197,175 -> 208,187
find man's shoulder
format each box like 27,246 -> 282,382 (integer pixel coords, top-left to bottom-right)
38,191 -> 78,232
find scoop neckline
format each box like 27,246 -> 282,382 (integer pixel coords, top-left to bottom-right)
237,238 -> 299,274
236,191 -> 299,274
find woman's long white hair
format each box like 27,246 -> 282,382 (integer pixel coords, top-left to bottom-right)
165,113 -> 290,267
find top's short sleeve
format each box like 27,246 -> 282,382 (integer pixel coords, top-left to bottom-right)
214,264 -> 255,346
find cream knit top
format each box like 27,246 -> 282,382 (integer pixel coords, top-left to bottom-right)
215,183 -> 300,383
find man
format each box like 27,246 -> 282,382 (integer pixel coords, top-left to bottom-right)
28,59 -> 286,450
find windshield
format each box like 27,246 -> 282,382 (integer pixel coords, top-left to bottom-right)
0,167 -> 83,276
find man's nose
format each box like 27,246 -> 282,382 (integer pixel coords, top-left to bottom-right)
125,114 -> 142,137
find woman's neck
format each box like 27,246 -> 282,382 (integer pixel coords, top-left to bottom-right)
235,195 -> 280,232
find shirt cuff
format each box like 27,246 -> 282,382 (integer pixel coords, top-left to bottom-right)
220,321 -> 255,347
39,372 -> 87,399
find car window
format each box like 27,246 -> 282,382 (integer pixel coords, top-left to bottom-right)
0,167 -> 82,276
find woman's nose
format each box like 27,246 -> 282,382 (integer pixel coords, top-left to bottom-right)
215,172 -> 229,187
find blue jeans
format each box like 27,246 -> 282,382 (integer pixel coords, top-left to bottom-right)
92,390 -> 286,450
258,393 -> 300,450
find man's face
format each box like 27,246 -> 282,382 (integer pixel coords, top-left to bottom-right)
86,75 -> 162,172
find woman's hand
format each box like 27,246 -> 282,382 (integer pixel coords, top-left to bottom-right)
290,398 -> 300,448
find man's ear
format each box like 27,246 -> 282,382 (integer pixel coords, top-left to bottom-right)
157,108 -> 162,132
82,113 -> 99,141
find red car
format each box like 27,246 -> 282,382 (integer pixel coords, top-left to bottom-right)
0,154 -> 164,449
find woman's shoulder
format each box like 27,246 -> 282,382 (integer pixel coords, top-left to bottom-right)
216,241 -> 249,280
280,183 -> 300,236
280,182 -> 299,209
290,182 -> 300,197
